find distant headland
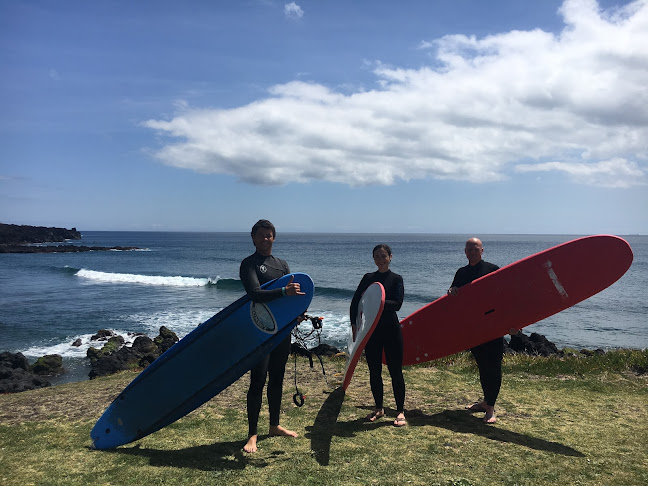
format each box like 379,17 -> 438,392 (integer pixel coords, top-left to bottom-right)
0,223 -> 138,253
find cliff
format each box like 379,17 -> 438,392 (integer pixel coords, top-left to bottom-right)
0,223 -> 82,245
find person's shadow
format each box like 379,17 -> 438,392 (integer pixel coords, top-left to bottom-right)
408,408 -> 585,457
99,437 -> 288,471
305,387 -> 584,466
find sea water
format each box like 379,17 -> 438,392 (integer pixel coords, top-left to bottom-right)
1,231 -> 646,385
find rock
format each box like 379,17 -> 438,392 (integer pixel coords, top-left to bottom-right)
88,355 -> 126,379
72,338 -> 82,347
154,326 -> 179,354
310,343 -> 341,357
30,354 -> 64,376
0,244 -> 140,253
508,331 -> 561,356
91,329 -> 116,341
0,352 -> 51,393
0,351 -> 29,370
87,327 -> 179,379
132,336 -> 157,354
0,223 -> 81,245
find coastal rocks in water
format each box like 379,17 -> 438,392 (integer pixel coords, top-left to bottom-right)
0,223 -> 81,245
0,244 -> 140,253
88,327 -> 179,379
507,331 -> 561,356
30,354 -> 64,376
153,326 -> 179,354
0,352 -> 52,393
0,223 -> 139,253
91,329 -> 117,341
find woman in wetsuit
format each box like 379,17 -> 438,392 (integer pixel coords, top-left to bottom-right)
350,244 -> 406,427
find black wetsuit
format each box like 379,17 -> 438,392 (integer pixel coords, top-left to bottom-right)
451,260 -> 502,407
240,252 -> 291,437
350,270 -> 405,413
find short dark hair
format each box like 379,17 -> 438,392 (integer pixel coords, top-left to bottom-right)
373,243 -> 392,256
251,219 -> 276,238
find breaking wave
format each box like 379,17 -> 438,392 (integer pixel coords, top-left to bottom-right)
75,268 -> 220,287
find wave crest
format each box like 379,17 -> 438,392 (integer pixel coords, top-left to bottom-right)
76,268 -> 218,287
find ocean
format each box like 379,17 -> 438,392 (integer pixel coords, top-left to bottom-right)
1,231 -> 646,385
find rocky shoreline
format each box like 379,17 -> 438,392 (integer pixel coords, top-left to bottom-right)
0,223 -> 139,253
0,244 -> 139,253
0,223 -> 81,245
0,329 -> 633,394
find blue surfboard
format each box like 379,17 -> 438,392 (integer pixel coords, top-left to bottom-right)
91,272 -> 314,449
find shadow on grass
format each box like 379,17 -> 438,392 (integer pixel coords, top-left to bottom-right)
103,437 -> 286,471
305,387 -> 395,466
408,409 -> 585,457
305,388 -> 584,465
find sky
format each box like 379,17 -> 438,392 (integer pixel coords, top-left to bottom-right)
1,0 -> 647,235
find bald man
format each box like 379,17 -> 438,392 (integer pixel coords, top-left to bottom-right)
448,237 -> 508,424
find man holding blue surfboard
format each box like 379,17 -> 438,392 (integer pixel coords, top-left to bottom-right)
239,219 -> 304,453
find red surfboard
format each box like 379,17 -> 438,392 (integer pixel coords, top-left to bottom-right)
397,235 -> 633,366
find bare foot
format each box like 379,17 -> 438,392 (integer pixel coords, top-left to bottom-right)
393,413 -> 407,427
366,409 -> 385,422
269,425 -> 298,438
243,434 -> 258,453
466,400 -> 487,412
483,405 -> 497,424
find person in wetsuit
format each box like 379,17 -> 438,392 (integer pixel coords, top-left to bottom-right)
239,219 -> 304,453
350,244 -> 406,427
448,237 -> 516,424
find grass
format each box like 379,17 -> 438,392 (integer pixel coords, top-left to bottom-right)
1,350 -> 647,485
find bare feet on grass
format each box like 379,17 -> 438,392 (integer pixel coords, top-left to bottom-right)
269,424 -> 298,438
243,434 -> 258,453
483,405 -> 497,424
243,426 -> 297,453
466,400 -> 487,412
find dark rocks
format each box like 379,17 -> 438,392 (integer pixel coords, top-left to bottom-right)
0,223 -> 81,245
30,354 -> 64,376
0,224 -> 139,252
0,351 -> 29,371
91,329 -> 117,341
0,352 -> 52,393
507,331 -> 561,356
153,326 -> 179,354
88,327 -> 179,379
310,343 -> 341,357
0,244 -> 140,253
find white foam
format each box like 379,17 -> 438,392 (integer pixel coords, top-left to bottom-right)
126,309 -> 222,337
20,308 -> 353,360
297,309 -> 350,349
76,268 -> 217,287
21,329 -> 138,359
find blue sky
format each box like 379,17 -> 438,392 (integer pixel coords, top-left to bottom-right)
1,0 -> 647,234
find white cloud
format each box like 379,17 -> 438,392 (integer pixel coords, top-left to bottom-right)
144,0 -> 648,187
284,2 -> 304,20
515,158 -> 646,188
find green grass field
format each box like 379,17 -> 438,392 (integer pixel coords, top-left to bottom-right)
1,350 -> 647,485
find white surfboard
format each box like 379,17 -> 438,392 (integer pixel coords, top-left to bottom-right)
342,282 -> 385,391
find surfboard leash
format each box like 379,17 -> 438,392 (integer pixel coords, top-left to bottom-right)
291,315 -> 329,406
